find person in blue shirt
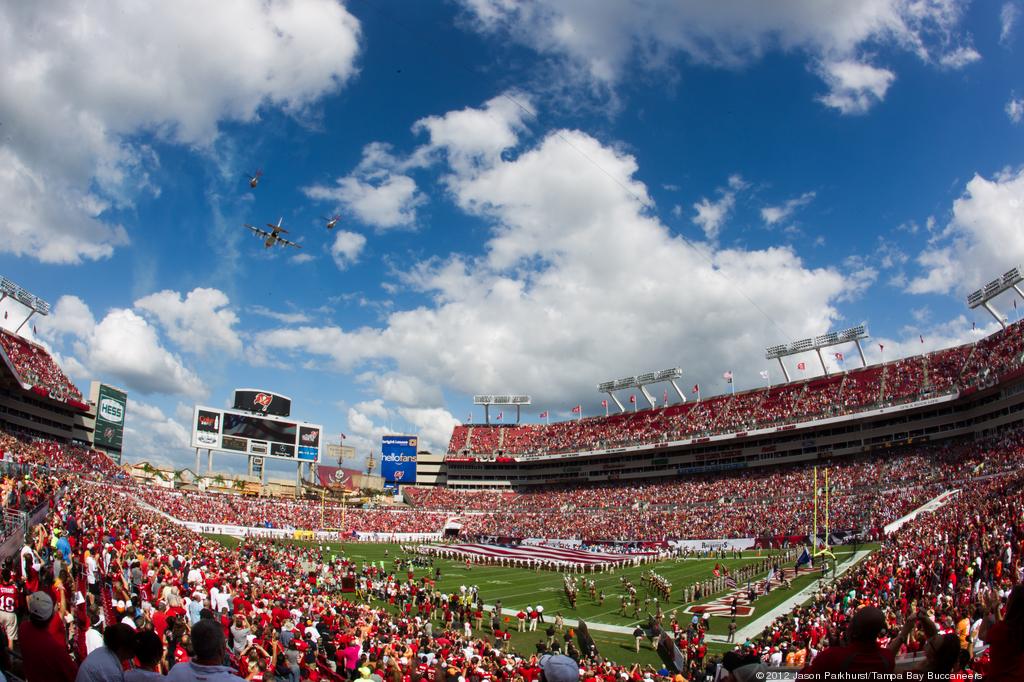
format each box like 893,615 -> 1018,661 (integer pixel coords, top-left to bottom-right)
55,530 -> 71,564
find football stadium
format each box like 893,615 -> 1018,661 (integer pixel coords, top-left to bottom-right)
0,271 -> 1021,679
2,2 -> 1024,682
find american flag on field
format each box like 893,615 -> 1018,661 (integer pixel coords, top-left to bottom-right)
725,575 -> 737,589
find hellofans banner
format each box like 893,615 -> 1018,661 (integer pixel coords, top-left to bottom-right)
381,435 -> 417,491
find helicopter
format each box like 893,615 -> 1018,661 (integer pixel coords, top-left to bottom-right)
243,217 -> 300,249
245,169 -> 263,189
322,214 -> 341,230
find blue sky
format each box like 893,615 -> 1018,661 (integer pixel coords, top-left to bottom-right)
2,0 -> 1024,475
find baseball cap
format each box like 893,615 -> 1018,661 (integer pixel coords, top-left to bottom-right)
540,654 -> 579,682
27,592 -> 54,620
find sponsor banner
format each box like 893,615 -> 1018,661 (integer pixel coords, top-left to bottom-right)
249,441 -> 269,455
381,434 -> 417,487
668,538 -> 756,551
195,431 -> 221,448
221,436 -> 247,452
94,384 -> 127,451
353,531 -> 442,541
196,410 -> 220,433
271,443 -> 294,458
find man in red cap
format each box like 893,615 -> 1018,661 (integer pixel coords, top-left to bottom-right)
19,591 -> 77,682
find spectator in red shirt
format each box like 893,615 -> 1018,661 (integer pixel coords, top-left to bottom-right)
800,607 -> 896,676
19,591 -> 77,682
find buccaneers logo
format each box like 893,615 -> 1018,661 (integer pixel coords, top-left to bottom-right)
253,393 -> 273,412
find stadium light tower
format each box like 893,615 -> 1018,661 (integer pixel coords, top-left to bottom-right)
472,394 -> 532,424
765,323 -> 870,381
966,266 -> 1023,329
598,368 -> 684,411
0,276 -> 50,334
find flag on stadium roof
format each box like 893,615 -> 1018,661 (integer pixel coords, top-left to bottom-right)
571,405 -> 581,413
797,361 -> 806,370
539,410 -> 548,419
692,384 -> 699,393
723,371 -> 733,383
629,394 -> 636,403
835,352 -> 844,363
759,370 -> 769,380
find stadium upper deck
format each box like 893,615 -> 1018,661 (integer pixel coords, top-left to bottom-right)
0,328 -> 87,408
447,321 -> 1023,460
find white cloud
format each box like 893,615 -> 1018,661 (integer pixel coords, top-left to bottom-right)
1001,2 -> 1020,45
330,231 -> 367,270
135,288 -> 242,355
290,253 -> 316,265
0,0 -> 361,263
304,143 -> 426,229
342,399 -> 458,456
1007,96 -> 1024,123
907,168 -> 1024,295
938,46 -> 981,69
247,305 -> 311,325
761,191 -> 816,225
122,399 -> 193,468
413,93 -> 534,176
40,297 -> 206,399
457,1 -> 968,110
817,60 -> 895,114
88,310 -> 206,398
39,295 -> 96,341
692,193 -> 735,241
257,95 -> 856,410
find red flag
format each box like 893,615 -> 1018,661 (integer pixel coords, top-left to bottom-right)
629,395 -> 636,404
600,399 -> 607,408
663,389 -> 668,403
797,362 -> 806,370
692,384 -> 699,393
834,352 -> 844,362
879,343 -> 884,352
496,411 -> 503,421
571,405 -> 581,414
539,410 -> 548,419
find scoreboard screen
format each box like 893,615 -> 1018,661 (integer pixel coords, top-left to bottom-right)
191,406 -> 321,462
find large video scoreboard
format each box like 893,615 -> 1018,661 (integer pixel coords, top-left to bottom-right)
191,406 -> 322,462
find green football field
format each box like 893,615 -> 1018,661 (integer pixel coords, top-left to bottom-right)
206,536 -> 869,665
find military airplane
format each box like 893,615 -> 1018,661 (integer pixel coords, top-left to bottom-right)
243,217 -> 300,249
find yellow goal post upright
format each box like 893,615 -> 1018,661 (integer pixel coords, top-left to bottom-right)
812,466 -> 836,564
320,486 -> 349,535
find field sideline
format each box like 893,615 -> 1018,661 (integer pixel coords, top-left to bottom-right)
206,537 -> 873,663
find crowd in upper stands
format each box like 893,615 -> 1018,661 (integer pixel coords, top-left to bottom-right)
0,330 -> 84,403
449,321 -> 1024,458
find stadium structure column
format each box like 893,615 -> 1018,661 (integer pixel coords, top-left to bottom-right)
854,339 -> 868,367
605,391 -> 625,413
776,358 -> 791,383
815,348 -> 829,376
195,448 -> 200,474
668,379 -> 686,403
207,450 -> 214,473
638,385 -> 657,409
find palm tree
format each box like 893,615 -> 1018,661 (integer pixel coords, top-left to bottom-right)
172,469 -> 184,489
213,473 -> 226,491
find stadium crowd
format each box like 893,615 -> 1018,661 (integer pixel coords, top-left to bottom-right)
733,466 -> 1024,678
0,431 -> 1018,681
450,322 -> 1024,457
0,330 -> 84,403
